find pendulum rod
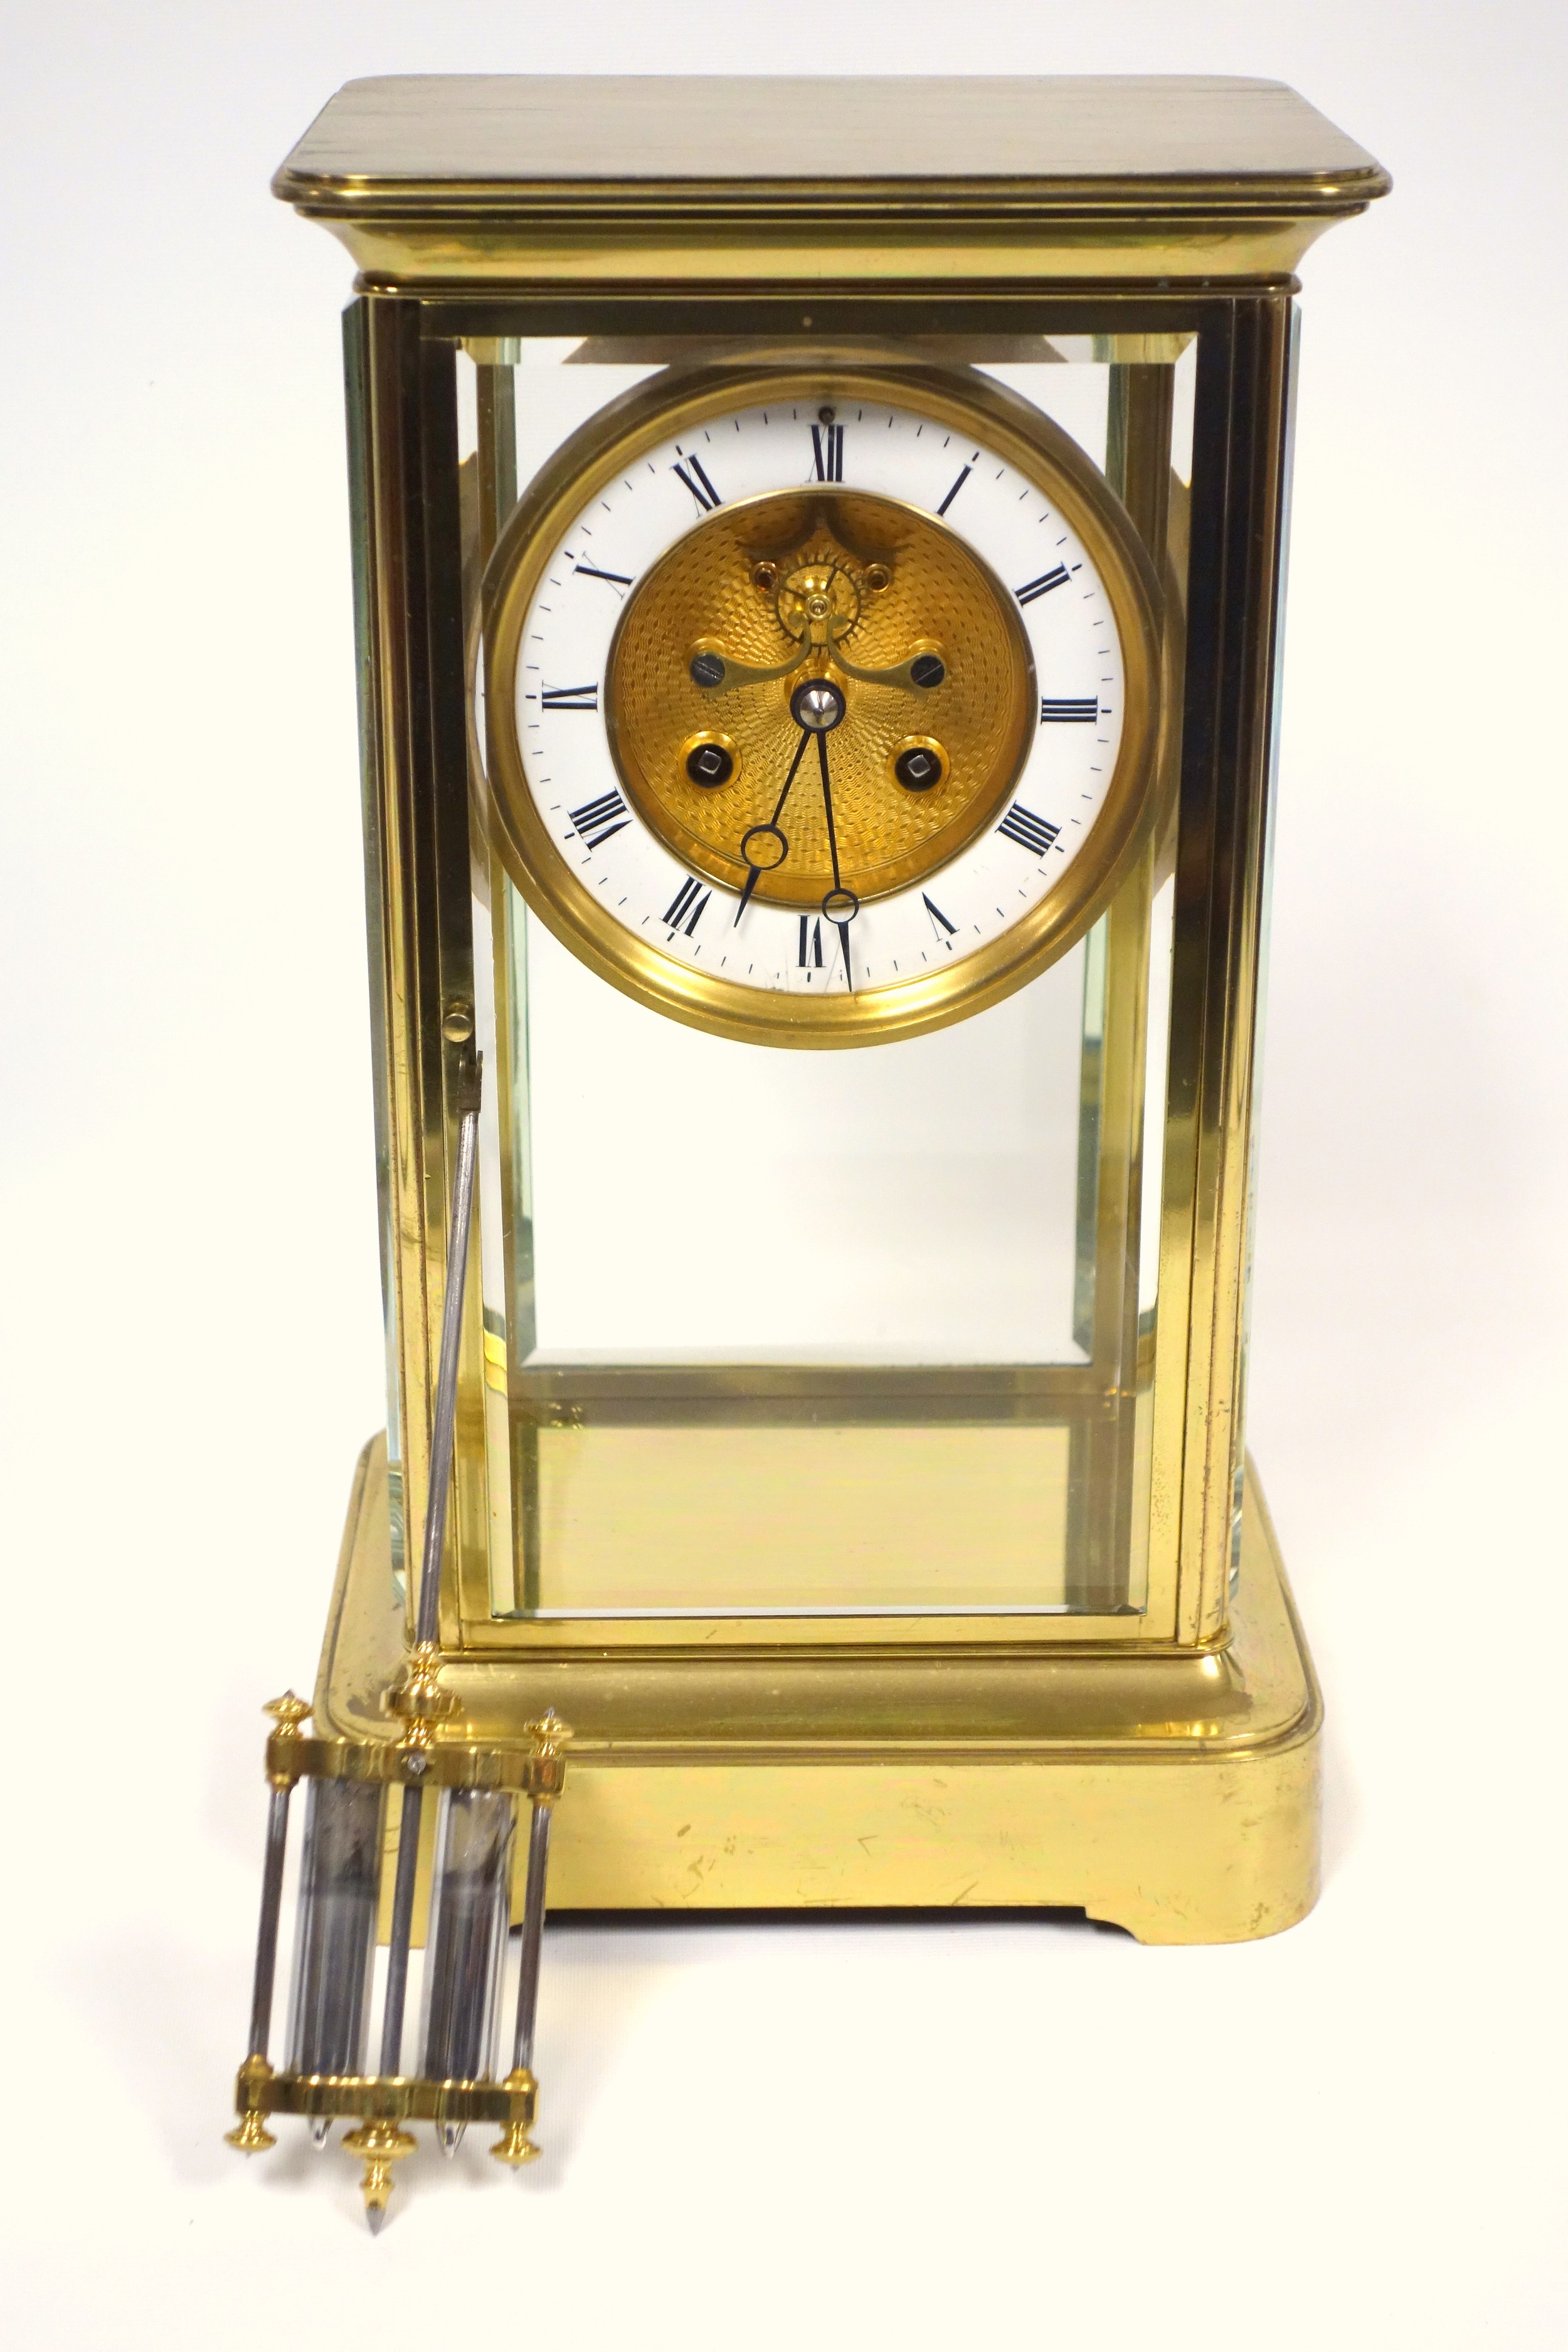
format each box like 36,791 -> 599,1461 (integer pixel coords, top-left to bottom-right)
416,1065 -> 482,1652
379,1054 -> 484,2076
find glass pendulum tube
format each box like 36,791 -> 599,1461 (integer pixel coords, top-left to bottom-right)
286,1777 -> 387,2142
419,1788 -> 516,2150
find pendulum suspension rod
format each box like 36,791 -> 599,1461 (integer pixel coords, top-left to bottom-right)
379,1052 -> 483,2077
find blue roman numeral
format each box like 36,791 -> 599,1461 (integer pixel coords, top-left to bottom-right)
1015,567 -> 1071,607
997,803 -> 1061,856
663,876 -> 711,936
568,790 -> 631,850
673,449 -> 722,511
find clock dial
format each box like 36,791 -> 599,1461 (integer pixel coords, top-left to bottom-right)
477,364 -> 1163,1046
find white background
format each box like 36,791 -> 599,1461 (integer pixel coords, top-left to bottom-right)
2,6 -> 1564,2346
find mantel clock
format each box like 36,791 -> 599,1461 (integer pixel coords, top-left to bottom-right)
228,75 -> 1389,2222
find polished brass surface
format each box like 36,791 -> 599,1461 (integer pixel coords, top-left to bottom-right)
490,2070 -> 543,2168
261,1690 -> 311,1788
225,2057 -> 277,2154
317,1432 -> 1319,1942
522,1712 -> 574,1772
342,2119 -> 417,2231
273,76 -> 1390,287
1166,302 -> 1294,1643
479,358 -> 1167,1048
238,2068 -> 538,2129
607,487 -> 1034,909
382,1636 -> 458,1754
263,1726 -> 570,1797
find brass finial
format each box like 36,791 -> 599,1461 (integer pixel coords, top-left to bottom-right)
342,2119 -> 417,2234
523,1710 -> 573,1805
263,1690 -> 313,1788
489,2070 -> 541,2169
384,1640 -> 459,1753
225,2109 -> 277,2154
523,1709 -> 574,1759
225,2055 -> 277,2154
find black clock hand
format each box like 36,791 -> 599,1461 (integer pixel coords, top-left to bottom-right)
815,726 -> 859,989
734,724 -> 812,925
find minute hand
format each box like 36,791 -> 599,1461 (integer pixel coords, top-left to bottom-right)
815,729 -> 859,991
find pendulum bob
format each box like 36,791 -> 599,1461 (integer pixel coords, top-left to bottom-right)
227,1717 -> 567,2223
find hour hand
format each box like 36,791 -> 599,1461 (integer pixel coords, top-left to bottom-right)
734,825 -> 787,923
734,726 -> 812,923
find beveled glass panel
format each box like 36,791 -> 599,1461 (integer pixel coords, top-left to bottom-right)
445,333 -> 1189,1623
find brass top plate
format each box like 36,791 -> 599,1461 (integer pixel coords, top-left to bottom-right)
277,75 -> 1385,200
273,76 -> 1390,287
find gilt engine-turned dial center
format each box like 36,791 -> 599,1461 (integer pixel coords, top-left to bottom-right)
607,484 -> 1039,923
478,364 -> 1165,1047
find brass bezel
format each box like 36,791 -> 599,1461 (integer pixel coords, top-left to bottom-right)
476,357 -> 1167,1049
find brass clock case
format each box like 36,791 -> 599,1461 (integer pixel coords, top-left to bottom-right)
476,358 -> 1168,1049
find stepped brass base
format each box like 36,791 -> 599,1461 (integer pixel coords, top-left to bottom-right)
316,1437 -> 1320,1945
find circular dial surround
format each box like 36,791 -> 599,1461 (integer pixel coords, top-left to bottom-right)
477,363 -> 1163,1049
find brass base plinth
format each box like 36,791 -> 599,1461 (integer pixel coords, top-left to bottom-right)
317,1438 -> 1320,1946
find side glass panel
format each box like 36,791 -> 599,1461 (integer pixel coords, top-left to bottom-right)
446,331 -> 1190,1626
